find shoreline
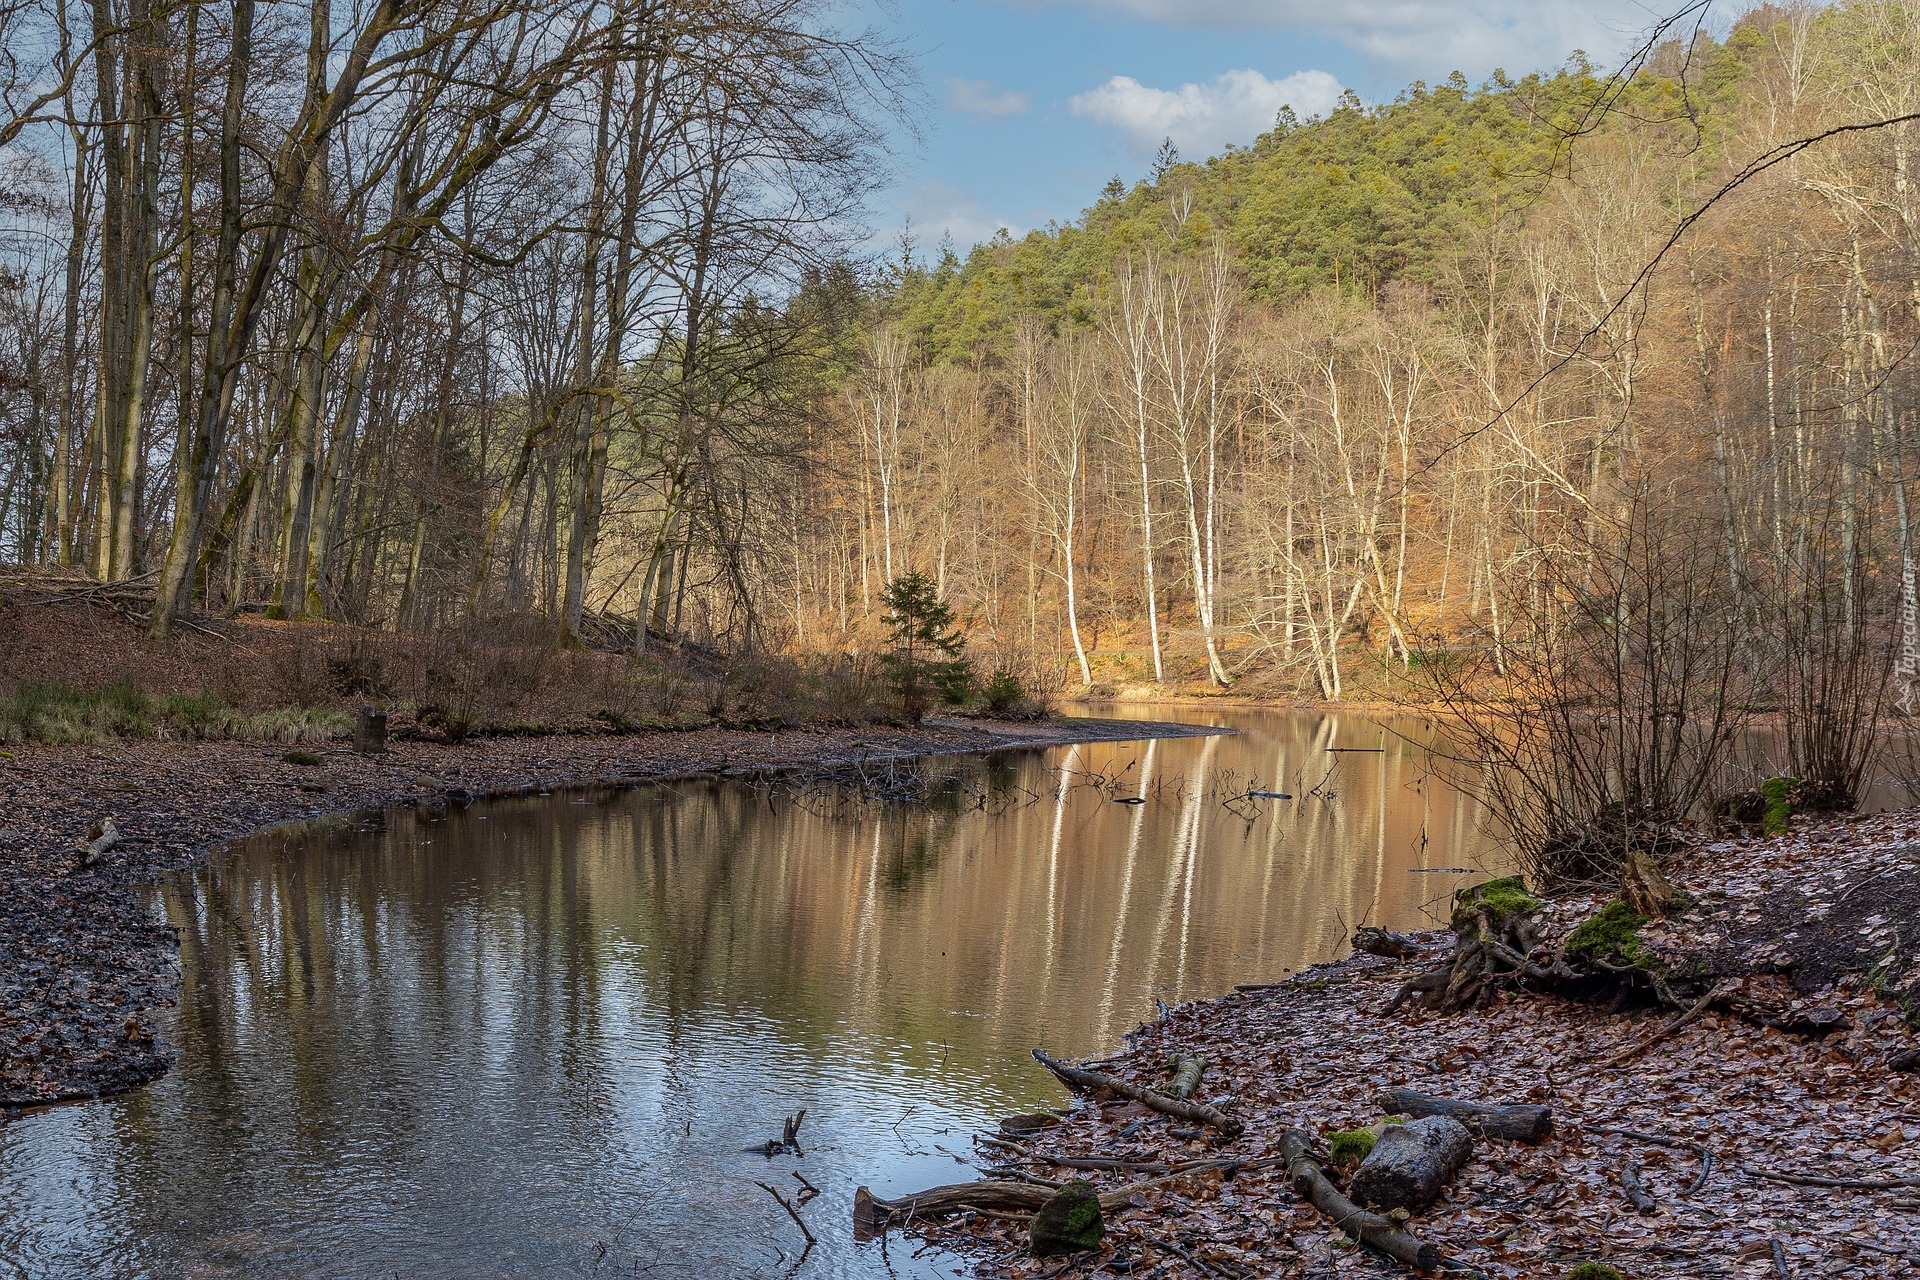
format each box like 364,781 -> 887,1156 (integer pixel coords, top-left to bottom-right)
0,713 -> 1224,1112
888,809 -> 1920,1278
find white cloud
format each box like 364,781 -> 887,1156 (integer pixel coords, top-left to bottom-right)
896,178 -> 1027,250
1070,68 -> 1342,160
1059,0 -> 1628,77
944,77 -> 1034,121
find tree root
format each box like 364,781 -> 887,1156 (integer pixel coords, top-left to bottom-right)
1387,879 -> 1553,1014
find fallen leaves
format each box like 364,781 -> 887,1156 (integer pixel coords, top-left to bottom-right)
896,809 -> 1920,1277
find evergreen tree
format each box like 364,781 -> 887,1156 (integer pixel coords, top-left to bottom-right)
879,571 -> 971,719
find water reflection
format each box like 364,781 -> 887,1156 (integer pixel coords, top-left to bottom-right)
0,708 -> 1497,1279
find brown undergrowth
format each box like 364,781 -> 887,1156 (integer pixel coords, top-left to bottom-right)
0,573 -> 902,744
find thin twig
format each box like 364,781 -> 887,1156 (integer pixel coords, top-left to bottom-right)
756,1180 -> 816,1248
1603,981 -> 1731,1068
1143,1237 -> 1220,1277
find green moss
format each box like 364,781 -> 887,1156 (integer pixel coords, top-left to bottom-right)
282,750 -> 324,766
1761,776 -> 1798,836
1328,1127 -> 1378,1166
1568,1263 -> 1625,1280
1472,875 -> 1541,923
1029,1180 -> 1104,1256
1565,899 -> 1663,971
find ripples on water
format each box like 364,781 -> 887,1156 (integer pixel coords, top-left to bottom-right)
0,706 -> 1498,1278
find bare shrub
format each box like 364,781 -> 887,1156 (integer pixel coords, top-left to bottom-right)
409,616 -> 563,740
319,625 -> 397,700
1421,487 -> 1754,889
1764,502 -> 1897,812
262,627 -> 335,708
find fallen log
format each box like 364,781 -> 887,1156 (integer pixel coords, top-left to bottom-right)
1350,1116 -> 1474,1212
854,1180 -> 1056,1235
1049,1155 -> 1168,1173
1032,1048 -> 1243,1138
1380,1089 -> 1553,1144
1166,1054 -> 1205,1099
854,1158 -> 1281,1237
1594,1127 -> 1920,1191
1743,1166 -> 1920,1190
1279,1129 -> 1441,1271
79,816 -> 122,868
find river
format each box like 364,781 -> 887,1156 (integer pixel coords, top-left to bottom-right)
0,705 -> 1501,1278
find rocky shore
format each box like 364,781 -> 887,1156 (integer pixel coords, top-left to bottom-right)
0,714 -> 1217,1112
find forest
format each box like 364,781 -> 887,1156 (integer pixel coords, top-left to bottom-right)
2,0 -> 1920,725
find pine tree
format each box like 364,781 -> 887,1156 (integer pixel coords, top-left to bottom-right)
879,571 -> 971,720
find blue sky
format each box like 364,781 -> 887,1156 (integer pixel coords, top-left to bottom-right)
862,0 -> 1658,253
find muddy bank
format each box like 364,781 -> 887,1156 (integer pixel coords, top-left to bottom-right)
891,811 -> 1920,1278
0,714 -> 1219,1112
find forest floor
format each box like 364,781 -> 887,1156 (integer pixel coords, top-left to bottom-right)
0,713 -> 1220,1112
902,810 -> 1920,1279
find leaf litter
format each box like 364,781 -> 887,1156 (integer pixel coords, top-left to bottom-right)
902,808 -> 1920,1278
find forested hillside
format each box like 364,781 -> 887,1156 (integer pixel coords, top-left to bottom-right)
815,1 -> 1920,701
3,1 -> 1919,707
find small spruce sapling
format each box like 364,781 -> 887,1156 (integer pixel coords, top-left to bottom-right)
880,571 -> 972,720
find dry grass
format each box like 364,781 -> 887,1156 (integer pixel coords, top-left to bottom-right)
0,681 -> 348,745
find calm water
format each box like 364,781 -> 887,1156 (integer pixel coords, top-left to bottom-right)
0,706 -> 1499,1279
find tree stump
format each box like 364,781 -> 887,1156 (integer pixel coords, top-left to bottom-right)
1029,1180 -> 1104,1256
354,708 -> 388,755
1388,877 -> 1549,1014
1350,1115 -> 1474,1212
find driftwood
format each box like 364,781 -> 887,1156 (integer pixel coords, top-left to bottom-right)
760,1109 -> 805,1156
79,817 -> 122,867
1353,927 -> 1420,959
1279,1129 -> 1441,1271
1349,1116 -> 1474,1212
855,1180 -> 1056,1235
1380,1089 -> 1553,1144
1032,1049 -> 1243,1138
757,1180 -> 817,1248
1166,1054 -> 1205,1099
